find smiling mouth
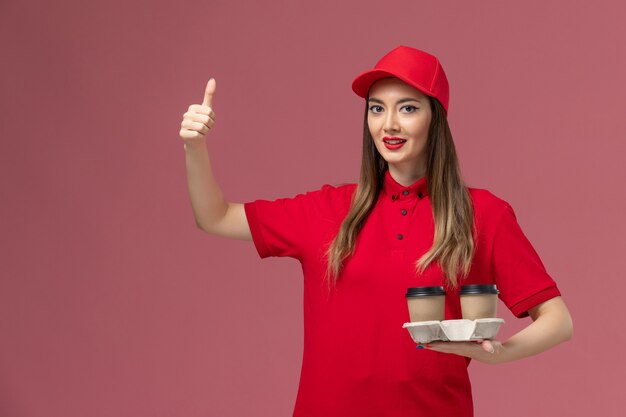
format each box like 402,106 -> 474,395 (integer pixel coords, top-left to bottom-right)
383,138 -> 407,145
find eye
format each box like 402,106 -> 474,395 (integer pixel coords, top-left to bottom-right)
401,105 -> 418,113
369,105 -> 383,113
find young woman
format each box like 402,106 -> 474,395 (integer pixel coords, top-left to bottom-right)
179,45 -> 573,417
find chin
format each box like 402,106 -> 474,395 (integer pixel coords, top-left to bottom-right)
381,156 -> 405,165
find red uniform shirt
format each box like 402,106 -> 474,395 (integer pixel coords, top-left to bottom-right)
244,169 -> 561,417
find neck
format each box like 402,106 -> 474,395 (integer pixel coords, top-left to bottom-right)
387,164 -> 426,187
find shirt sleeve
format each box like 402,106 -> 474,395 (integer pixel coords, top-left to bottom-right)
491,201 -> 562,318
243,184 -> 334,261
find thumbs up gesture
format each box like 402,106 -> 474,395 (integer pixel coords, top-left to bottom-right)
179,78 -> 217,145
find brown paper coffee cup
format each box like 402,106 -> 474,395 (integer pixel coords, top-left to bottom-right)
460,284 -> 499,320
405,286 -> 446,322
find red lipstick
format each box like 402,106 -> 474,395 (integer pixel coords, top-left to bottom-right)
383,136 -> 407,150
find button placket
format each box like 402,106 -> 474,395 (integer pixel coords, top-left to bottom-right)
398,190 -> 425,246
395,189 -> 414,242
386,185 -> 425,250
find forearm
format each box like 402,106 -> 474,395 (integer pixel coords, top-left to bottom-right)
477,309 -> 573,365
183,141 -> 228,231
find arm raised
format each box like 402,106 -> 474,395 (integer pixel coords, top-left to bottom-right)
179,78 -> 252,241
203,202 -> 252,241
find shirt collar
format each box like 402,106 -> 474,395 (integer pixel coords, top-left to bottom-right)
382,169 -> 429,201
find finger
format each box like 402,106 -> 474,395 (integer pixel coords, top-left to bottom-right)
181,120 -> 212,135
179,129 -> 203,140
202,78 -> 216,107
186,112 -> 214,126
481,340 -> 495,353
183,104 -> 215,120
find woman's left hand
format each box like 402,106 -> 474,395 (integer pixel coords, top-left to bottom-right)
417,339 -> 503,364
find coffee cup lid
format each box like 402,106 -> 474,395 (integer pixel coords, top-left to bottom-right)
405,286 -> 446,297
460,284 -> 499,295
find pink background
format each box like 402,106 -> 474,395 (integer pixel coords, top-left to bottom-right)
1,0 -> 624,416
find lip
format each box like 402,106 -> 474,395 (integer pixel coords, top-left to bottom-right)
383,136 -> 407,150
383,136 -> 408,142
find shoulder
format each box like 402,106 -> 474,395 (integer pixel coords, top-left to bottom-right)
467,186 -> 516,226
315,182 -> 357,207
244,181 -> 356,230
272,181 -> 356,209
320,182 -> 357,197
299,182 -> 357,221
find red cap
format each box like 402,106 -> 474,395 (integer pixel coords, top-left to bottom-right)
351,45 -> 450,114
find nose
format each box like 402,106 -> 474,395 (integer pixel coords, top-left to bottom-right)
383,111 -> 400,133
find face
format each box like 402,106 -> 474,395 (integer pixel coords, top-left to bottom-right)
367,77 -> 432,177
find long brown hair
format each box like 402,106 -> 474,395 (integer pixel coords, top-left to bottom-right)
323,96 -> 476,291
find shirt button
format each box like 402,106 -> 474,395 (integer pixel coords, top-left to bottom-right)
401,209 -> 407,216
397,234 -> 404,240
418,192 -> 423,199
402,190 -> 409,196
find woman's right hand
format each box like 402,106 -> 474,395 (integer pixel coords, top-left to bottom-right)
179,78 -> 217,146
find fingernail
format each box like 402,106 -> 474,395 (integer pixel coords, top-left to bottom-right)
489,347 -> 495,353
416,345 -> 424,349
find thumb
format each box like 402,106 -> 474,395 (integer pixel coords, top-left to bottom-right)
481,340 -> 495,353
202,77 -> 216,107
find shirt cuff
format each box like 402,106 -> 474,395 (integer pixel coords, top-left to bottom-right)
509,286 -> 562,318
244,202 -> 270,259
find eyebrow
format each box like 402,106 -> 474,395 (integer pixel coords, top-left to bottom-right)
368,97 -> 422,104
